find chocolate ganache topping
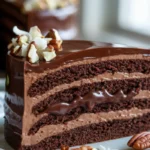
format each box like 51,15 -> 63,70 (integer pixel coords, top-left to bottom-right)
42,90 -> 137,116
24,44 -> 150,73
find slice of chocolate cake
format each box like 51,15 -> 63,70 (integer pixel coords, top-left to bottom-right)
5,26 -> 150,150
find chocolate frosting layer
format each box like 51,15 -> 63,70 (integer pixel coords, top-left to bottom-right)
24,40 -> 150,73
43,90 -> 137,115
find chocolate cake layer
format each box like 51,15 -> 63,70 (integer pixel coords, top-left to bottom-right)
28,59 -> 150,97
22,108 -> 150,146
22,111 -> 150,149
29,98 -> 150,135
28,72 -> 150,107
32,77 -> 150,115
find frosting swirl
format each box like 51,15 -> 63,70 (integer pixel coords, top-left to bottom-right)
8,26 -> 62,63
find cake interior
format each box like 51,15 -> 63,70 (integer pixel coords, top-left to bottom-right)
22,48 -> 150,149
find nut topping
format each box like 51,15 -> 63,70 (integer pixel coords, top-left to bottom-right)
18,35 -> 28,45
8,26 -> 63,63
43,50 -> 56,62
29,26 -> 43,39
46,29 -> 61,40
46,29 -> 62,51
11,45 -> 21,56
128,132 -> 150,150
61,145 -> 69,150
72,146 -> 96,150
61,145 -> 96,150
27,43 -> 39,63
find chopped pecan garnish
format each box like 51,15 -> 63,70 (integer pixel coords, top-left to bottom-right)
61,145 -> 69,150
61,145 -> 95,150
72,146 -> 94,150
128,132 -> 150,150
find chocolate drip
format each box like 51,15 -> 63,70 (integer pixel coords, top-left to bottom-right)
43,90 -> 137,116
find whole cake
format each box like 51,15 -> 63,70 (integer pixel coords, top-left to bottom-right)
0,0 -> 78,70
5,26 -> 150,150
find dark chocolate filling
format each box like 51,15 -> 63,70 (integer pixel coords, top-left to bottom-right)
22,112 -> 150,150
28,59 -> 150,97
29,98 -> 150,135
42,90 -> 137,115
32,78 -> 150,115
28,60 -> 150,97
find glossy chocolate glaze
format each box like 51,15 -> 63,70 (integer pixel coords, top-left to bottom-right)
43,90 -> 137,115
5,53 -> 24,117
24,40 -> 150,73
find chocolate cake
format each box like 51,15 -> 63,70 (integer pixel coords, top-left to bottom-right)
5,26 -> 150,150
0,0 -> 78,70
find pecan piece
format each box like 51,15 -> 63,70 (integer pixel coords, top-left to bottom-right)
61,145 -> 95,150
128,132 -> 150,150
61,145 -> 69,150
72,146 -> 95,150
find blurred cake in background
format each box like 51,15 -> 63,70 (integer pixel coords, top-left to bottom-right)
0,0 -> 79,70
